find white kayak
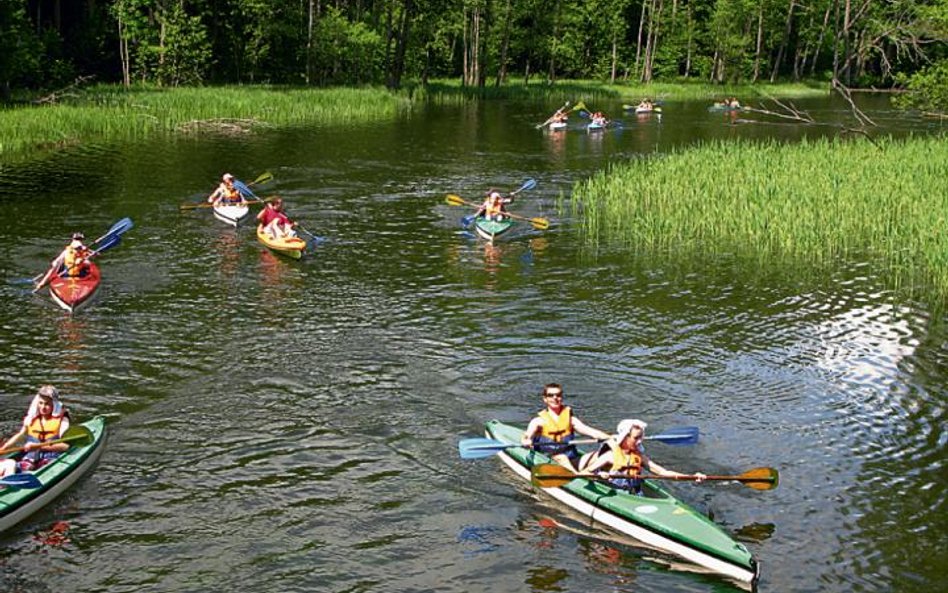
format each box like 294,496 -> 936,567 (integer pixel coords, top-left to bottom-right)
213,202 -> 249,227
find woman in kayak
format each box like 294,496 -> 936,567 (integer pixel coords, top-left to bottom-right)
207,173 -> 245,205
579,418 -> 704,493
474,189 -> 511,222
0,385 -> 72,477
33,232 -> 90,292
520,383 -> 611,470
256,197 -> 298,239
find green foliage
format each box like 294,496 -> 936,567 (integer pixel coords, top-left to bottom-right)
308,7 -> 384,86
0,0 -> 41,97
895,60 -> 948,113
155,4 -> 212,86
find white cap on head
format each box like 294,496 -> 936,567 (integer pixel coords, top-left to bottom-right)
223,173 -> 235,182
615,418 -> 647,441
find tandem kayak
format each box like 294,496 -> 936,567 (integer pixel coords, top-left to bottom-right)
484,420 -> 760,589
213,202 -> 249,227
256,225 -> 306,260
473,217 -> 515,242
49,262 -> 101,313
0,416 -> 106,534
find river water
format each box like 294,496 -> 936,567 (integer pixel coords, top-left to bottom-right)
0,94 -> 944,593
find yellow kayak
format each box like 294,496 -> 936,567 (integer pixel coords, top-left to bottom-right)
256,225 -> 306,259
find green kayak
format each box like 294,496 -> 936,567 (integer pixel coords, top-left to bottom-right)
485,420 -> 760,589
473,217 -> 515,242
0,416 -> 106,534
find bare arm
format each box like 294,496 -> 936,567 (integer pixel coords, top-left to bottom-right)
520,418 -> 543,446
571,417 -> 611,441
646,458 -> 705,481
1,427 -> 27,451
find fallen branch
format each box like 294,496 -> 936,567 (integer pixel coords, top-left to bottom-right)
32,75 -> 96,105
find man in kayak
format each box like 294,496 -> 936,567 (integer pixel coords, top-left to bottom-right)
207,173 -> 245,205
256,197 -> 298,239
520,383 -> 611,470
0,385 -> 71,477
33,232 -> 90,292
474,189 -> 511,222
578,419 -> 704,494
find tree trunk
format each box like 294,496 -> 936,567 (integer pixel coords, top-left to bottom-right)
306,0 -> 314,84
770,0 -> 795,82
495,0 -> 512,87
811,1 -> 833,76
752,1 -> 764,82
118,14 -> 130,88
387,0 -> 414,89
634,0 -> 647,78
610,30 -> 618,83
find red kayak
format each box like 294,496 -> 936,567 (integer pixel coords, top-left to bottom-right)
49,263 -> 101,313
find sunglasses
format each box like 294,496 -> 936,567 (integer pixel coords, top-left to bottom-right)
543,392 -> 563,399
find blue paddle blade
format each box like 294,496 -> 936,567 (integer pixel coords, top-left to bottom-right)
646,426 -> 699,446
94,234 -> 121,254
461,214 -> 476,228
233,179 -> 259,200
519,179 -> 538,192
0,473 -> 42,489
459,437 -> 515,459
106,217 -> 134,238
578,110 -> 590,119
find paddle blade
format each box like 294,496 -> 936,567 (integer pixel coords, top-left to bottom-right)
578,110 -> 590,119
252,171 -> 274,185
571,101 -> 587,113
92,234 -> 121,255
61,425 -> 94,448
0,473 -> 42,489
514,178 -> 537,195
529,217 -> 550,231
530,463 -> 579,488
739,467 -> 779,491
646,426 -> 699,446
461,214 -> 477,228
233,180 -> 259,201
458,437 -> 513,460
98,217 -> 134,243
445,194 -> 467,207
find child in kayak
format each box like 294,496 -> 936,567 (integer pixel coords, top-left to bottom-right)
0,385 -> 71,477
256,197 -> 298,239
578,418 -> 704,493
520,383 -> 611,470
207,173 -> 246,206
475,189 -> 511,222
34,232 -> 90,292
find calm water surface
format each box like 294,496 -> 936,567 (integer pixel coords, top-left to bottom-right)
0,95 -> 944,593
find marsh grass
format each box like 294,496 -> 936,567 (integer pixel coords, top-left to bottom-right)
569,135 -> 948,301
419,78 -> 828,104
0,85 -> 409,160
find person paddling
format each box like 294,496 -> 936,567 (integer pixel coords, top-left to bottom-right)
578,418 -> 705,494
520,383 -> 611,470
0,385 -> 71,478
34,232 -> 90,292
474,189 -> 512,222
256,197 -> 298,239
207,173 -> 245,206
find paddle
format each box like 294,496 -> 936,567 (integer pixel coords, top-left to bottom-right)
94,217 -> 134,244
0,473 -> 43,490
459,179 -> 538,228
530,463 -> 779,491
536,101 -> 570,129
458,426 -> 699,460
0,425 -> 94,457
447,196 -> 549,232
180,171 -> 273,209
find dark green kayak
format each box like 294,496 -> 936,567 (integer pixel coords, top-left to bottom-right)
473,217 -> 515,242
485,419 -> 760,589
0,416 -> 106,534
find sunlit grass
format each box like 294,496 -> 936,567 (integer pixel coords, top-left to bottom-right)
569,135 -> 948,300
0,84 -> 410,160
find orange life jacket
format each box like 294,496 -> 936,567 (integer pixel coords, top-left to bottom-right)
538,406 -> 573,442
612,444 -> 644,476
26,415 -> 64,443
63,244 -> 89,277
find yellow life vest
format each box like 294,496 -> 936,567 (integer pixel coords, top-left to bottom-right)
538,406 -> 573,442
63,245 -> 88,277
612,444 -> 644,476
26,415 -> 64,443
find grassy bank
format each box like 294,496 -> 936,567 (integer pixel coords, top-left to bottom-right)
420,78 -> 829,104
568,135 -> 948,300
0,85 -> 410,160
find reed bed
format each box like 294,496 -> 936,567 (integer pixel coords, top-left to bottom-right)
0,85 -> 409,160
420,78 -> 828,105
570,135 -> 948,300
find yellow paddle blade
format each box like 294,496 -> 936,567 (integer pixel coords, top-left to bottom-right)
530,217 -> 550,231
740,467 -> 779,490
530,463 -> 578,488
253,171 -> 274,185
445,194 -> 467,207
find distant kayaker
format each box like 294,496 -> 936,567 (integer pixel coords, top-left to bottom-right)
475,189 -> 511,222
578,418 -> 705,494
590,111 -> 609,127
520,383 -> 611,470
0,385 -> 72,477
637,98 -> 654,111
207,173 -> 245,205
256,197 -> 297,239
34,232 -> 90,292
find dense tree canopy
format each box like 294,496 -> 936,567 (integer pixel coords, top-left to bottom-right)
5,0 -> 947,101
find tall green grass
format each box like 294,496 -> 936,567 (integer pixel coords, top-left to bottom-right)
0,85 -> 410,160
569,135 -> 948,300
419,78 -> 828,104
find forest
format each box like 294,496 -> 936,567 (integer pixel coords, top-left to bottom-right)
0,0 -> 946,109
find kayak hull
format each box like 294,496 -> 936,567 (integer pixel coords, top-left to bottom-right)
49,262 -> 101,313
473,217 -> 515,242
0,416 -> 106,535
256,225 -> 306,260
213,203 -> 249,227
549,121 -> 568,131
485,420 -> 759,589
